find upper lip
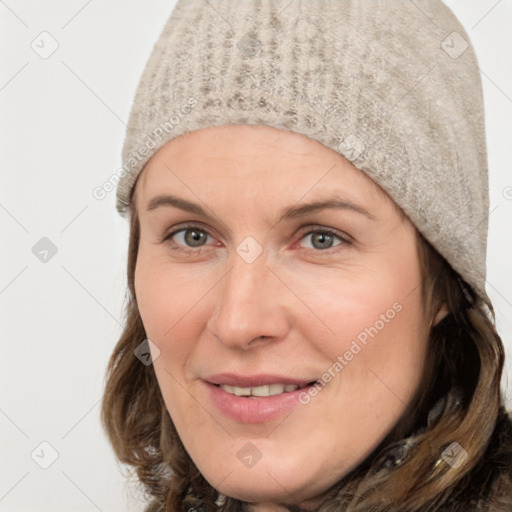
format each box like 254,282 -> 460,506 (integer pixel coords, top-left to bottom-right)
204,373 -> 318,388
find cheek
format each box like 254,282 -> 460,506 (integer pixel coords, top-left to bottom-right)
284,257 -> 424,354
134,259 -> 208,421
288,249 -> 427,403
134,255 -> 210,345
335,275 -> 427,417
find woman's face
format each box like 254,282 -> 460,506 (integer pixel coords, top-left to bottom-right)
134,125 -> 431,508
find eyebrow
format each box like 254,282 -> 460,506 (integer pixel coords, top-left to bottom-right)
145,194 -> 376,223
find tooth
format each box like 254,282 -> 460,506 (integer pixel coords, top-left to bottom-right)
251,385 -> 270,397
219,383 -> 301,396
233,386 -> 251,396
267,384 -> 284,395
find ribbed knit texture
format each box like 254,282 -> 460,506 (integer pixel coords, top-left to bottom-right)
116,0 -> 490,303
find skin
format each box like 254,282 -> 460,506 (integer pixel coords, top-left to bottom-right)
133,125 -> 447,510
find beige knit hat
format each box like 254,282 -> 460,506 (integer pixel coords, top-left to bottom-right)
116,0 -> 490,304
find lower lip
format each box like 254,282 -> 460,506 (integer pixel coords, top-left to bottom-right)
204,381 -> 316,423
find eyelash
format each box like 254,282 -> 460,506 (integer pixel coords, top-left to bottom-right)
162,223 -> 351,256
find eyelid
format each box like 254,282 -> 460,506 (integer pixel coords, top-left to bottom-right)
299,225 -> 352,243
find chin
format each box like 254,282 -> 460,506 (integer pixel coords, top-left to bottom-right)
215,480 -> 293,504
200,462 -> 310,505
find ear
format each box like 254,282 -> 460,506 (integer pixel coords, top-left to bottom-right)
432,304 -> 449,327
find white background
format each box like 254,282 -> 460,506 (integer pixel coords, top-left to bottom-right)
1,1 -> 511,510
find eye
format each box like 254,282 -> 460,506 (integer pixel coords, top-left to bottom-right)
299,229 -> 349,252
162,224 -> 350,255
163,225 -> 215,249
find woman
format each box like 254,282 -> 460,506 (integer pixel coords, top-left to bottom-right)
101,1 -> 512,510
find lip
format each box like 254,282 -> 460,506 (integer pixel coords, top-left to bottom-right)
203,374 -> 319,424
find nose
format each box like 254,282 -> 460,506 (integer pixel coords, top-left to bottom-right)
206,251 -> 290,351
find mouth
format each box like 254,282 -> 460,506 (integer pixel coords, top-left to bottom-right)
203,374 -> 321,423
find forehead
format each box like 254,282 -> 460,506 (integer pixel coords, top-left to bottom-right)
133,125 -> 397,214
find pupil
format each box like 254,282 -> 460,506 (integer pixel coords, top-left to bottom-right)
186,229 -> 205,247
313,232 -> 332,249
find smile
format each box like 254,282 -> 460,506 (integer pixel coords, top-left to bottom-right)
219,383 -> 311,397
204,375 -> 320,423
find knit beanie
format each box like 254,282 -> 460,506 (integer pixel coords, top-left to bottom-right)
116,0 -> 490,305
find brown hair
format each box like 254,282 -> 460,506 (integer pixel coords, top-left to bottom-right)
101,193 -> 511,512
